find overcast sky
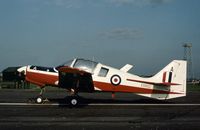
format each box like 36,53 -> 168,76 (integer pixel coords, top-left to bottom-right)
0,0 -> 200,77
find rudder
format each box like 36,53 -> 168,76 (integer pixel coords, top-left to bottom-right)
152,60 -> 187,99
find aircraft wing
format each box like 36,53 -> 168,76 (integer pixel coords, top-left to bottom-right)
58,66 -> 90,75
58,66 -> 94,92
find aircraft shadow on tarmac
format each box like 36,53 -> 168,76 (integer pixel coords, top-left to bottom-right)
29,96 -> 173,108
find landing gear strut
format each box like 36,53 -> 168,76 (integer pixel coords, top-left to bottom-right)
35,88 -> 45,104
68,88 -> 79,106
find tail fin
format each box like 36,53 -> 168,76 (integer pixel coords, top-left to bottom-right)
152,60 -> 187,99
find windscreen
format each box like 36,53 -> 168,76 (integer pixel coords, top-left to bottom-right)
73,59 -> 97,73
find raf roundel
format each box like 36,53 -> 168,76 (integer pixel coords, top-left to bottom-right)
110,75 -> 121,86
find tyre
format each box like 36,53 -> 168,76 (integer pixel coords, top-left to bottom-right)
70,97 -> 78,106
36,96 -> 43,104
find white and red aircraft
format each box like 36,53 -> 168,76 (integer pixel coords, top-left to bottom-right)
18,58 -> 187,105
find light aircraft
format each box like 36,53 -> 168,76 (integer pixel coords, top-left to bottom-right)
17,58 -> 187,105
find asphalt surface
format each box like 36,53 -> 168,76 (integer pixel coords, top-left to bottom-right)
0,89 -> 200,130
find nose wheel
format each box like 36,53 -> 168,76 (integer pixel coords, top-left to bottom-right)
36,95 -> 44,104
35,87 -> 45,104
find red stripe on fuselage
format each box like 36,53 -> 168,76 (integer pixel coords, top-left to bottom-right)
26,71 -> 58,87
126,79 -> 180,86
93,81 -> 181,94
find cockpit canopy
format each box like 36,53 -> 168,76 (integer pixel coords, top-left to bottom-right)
57,58 -> 98,73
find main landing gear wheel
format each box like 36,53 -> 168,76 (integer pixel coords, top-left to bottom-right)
36,96 -> 44,104
69,96 -> 79,106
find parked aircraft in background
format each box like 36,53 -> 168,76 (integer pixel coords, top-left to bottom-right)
17,58 -> 187,105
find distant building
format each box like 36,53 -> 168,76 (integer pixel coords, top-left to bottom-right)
192,80 -> 200,85
188,79 -> 200,85
2,67 -> 24,82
